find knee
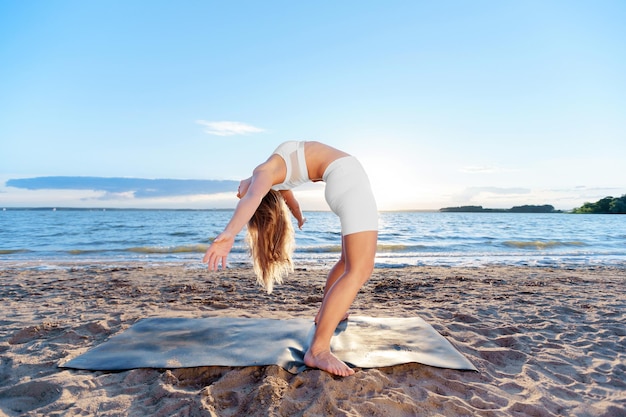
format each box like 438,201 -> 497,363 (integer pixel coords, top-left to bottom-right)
347,261 -> 374,286
329,257 -> 346,277
335,256 -> 346,270
361,262 -> 375,282
361,257 -> 375,275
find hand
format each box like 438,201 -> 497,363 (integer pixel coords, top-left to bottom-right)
202,232 -> 235,271
298,217 -> 306,230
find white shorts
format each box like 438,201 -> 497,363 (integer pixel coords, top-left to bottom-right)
323,156 -> 378,235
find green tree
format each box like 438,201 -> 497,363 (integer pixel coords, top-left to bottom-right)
572,194 -> 626,214
597,197 -> 614,213
572,202 -> 595,213
609,198 -> 626,213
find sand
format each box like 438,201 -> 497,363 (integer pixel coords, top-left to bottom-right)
0,263 -> 624,417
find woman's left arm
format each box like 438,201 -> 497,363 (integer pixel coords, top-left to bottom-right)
280,189 -> 306,229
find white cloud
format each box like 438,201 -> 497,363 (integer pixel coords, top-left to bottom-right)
459,165 -> 499,174
458,186 -> 531,199
196,120 -> 265,136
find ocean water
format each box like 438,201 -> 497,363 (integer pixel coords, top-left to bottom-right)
1,209 -> 625,268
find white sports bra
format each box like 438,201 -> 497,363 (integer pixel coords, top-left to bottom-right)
271,141 -> 310,190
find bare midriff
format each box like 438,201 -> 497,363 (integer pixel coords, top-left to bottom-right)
303,141 -> 350,182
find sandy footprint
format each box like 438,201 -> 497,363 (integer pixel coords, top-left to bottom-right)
0,381 -> 63,415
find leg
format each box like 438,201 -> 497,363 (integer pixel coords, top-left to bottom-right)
304,230 -> 377,376
324,251 -> 346,296
314,244 -> 346,324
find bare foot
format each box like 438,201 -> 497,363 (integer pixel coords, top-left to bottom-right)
304,348 -> 355,377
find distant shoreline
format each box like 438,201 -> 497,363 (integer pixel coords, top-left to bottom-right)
439,204 -> 563,213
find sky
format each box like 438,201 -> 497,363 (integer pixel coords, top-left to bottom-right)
1,1 -> 625,211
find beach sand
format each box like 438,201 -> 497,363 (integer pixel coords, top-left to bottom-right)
0,263 -> 624,416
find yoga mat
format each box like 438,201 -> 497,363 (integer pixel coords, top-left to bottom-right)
61,316 -> 476,373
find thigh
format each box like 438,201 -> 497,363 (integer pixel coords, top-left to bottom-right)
342,230 -> 378,274
324,157 -> 378,236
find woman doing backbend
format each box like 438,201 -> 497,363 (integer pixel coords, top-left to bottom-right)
203,140 -> 378,377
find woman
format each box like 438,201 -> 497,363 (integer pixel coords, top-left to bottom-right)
203,141 -> 378,377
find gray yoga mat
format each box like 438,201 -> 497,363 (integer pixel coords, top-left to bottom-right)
61,316 -> 476,373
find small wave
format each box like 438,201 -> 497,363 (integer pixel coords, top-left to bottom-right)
0,249 -> 32,255
502,240 -> 586,249
168,231 -> 196,237
65,244 -> 252,256
67,249 -> 101,255
377,243 -> 428,252
297,245 -> 342,253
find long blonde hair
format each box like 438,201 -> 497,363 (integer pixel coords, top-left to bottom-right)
246,190 -> 294,293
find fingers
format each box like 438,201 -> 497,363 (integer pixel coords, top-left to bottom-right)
203,249 -> 228,271
208,253 -> 220,271
203,233 -> 233,271
202,247 -> 214,266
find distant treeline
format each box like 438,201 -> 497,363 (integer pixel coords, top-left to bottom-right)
440,205 -> 560,213
571,195 -> 626,214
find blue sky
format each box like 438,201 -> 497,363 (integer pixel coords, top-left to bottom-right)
1,1 -> 625,210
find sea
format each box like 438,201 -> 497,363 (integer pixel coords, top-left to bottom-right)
1,208 -> 625,269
